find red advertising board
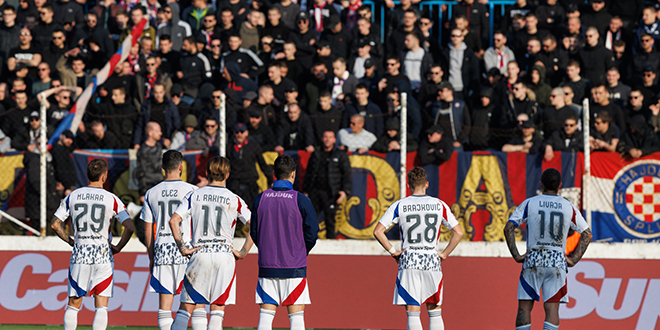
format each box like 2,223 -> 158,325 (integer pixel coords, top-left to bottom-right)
0,252 -> 659,329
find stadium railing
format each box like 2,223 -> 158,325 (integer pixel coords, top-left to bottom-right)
362,0 -> 516,46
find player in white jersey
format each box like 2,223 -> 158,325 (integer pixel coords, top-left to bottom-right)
169,156 -> 254,330
504,168 -> 592,330
51,159 -> 135,330
374,167 -> 463,330
142,150 -> 206,330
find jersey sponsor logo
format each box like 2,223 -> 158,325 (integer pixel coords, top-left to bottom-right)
612,160 -> 660,238
561,261 -> 660,329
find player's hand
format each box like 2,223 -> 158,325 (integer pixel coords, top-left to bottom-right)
232,247 -> 247,260
566,258 -> 576,267
111,244 -> 122,255
438,251 -> 448,261
179,246 -> 201,257
514,252 -> 527,263
392,249 -> 403,263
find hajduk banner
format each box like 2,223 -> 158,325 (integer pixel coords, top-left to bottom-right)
590,152 -> 660,243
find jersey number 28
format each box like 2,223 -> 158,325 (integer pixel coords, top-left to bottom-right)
405,214 -> 438,243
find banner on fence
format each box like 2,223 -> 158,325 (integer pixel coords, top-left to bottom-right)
590,152 -> 660,243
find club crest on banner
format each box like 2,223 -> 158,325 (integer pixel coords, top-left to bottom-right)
612,160 -> 660,239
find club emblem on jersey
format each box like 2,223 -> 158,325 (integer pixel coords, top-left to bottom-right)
612,160 -> 660,238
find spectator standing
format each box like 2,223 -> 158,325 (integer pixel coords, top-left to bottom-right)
289,13 -> 317,71
7,27 -> 42,76
441,28 -> 480,102
76,120 -> 120,149
177,36 -> 212,100
537,35 -> 568,87
12,110 -> 52,151
418,125 -> 453,166
591,84 -> 626,133
246,107 -> 276,151
561,61 -> 592,107
136,56 -> 172,102
337,113 -> 377,153
91,86 -> 138,149
387,9 -> 420,57
469,88 -> 495,151
50,130 -> 77,195
502,120 -> 543,154
31,62 -> 52,97
273,0 -> 301,30
582,0 -> 611,36
606,67 -> 631,109
634,7 -> 660,53
221,34 -> 265,80
0,6 -> 21,59
541,87 -> 578,139
227,122 -> 272,208
578,27 -> 614,85
56,52 -> 92,89
544,116 -> 584,161
303,130 -> 351,239
402,32 -> 433,93
343,84 -> 383,138
156,3 -> 192,52
308,0 -> 340,37
618,116 -> 660,158
1,90 -> 33,140
484,31 -> 516,76
302,62 -> 332,114
452,0 -> 489,46
274,103 -> 315,153
134,83 -> 180,149
311,91 -> 342,144
428,82 -> 471,151
181,0 -> 214,32
32,4 -> 59,50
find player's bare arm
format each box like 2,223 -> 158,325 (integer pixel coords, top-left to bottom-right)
438,225 -> 463,260
504,221 -> 526,263
233,221 -> 254,260
51,216 -> 74,247
373,222 -> 403,262
169,213 -> 199,256
111,214 -> 135,255
567,228 -> 592,267
144,221 -> 154,269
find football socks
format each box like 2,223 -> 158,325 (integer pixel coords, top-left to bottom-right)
63,305 -> 79,330
92,306 -> 108,330
158,309 -> 173,330
406,311 -> 422,330
428,309 -> 444,330
544,321 -> 559,330
257,308 -> 276,330
191,308 -> 207,330
289,311 -> 305,330
171,310 -> 191,330
208,310 -> 225,330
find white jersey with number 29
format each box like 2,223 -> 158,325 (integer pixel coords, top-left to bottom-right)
379,195 -> 459,251
54,187 -> 130,264
174,186 -> 250,253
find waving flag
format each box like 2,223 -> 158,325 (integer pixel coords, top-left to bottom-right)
48,19 -> 148,145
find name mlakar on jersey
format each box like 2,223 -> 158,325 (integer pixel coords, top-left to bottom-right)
77,193 -> 104,201
539,201 -> 562,209
197,194 -> 231,204
264,191 -> 294,199
197,238 -> 226,244
402,203 -> 444,213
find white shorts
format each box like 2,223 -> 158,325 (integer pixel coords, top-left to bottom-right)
68,263 -> 114,298
180,252 -> 236,305
256,277 -> 311,306
394,269 -> 444,306
518,267 -> 568,303
150,264 -> 188,295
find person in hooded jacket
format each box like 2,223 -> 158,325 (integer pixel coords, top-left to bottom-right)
371,117 -> 418,153
618,115 -> 660,158
528,65 -> 551,108
578,27 -> 614,86
498,81 -> 539,146
156,2 -> 192,52
469,87 -> 495,151
222,61 -> 258,102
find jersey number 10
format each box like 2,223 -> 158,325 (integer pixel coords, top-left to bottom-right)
405,214 -> 439,243
538,210 -> 564,240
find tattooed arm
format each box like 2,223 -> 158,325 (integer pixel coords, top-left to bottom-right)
51,217 -> 74,247
169,213 -> 199,256
567,228 -> 592,267
504,221 -> 526,263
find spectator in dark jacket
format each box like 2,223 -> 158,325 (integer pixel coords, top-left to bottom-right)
578,27 -> 614,86
135,122 -> 164,199
371,118 -> 419,153
502,120 -> 543,154
177,36 -> 212,99
544,115 -> 584,161
246,107 -> 277,151
452,0 -> 489,46
542,87 -> 578,139
321,15 -> 352,60
50,130 -> 77,195
23,146 -> 59,231
427,82 -> 471,151
441,29 -> 480,101
311,91 -> 342,145
133,84 -> 180,148
618,115 -> 660,158
227,122 -> 273,207
274,103 -> 315,152
302,130 -> 352,239
77,120 -> 120,149
418,125 -> 454,166
469,88 -> 496,151
87,86 -> 138,149
342,84 -> 384,138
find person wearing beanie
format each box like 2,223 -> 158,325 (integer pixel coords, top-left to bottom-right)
170,114 -> 201,151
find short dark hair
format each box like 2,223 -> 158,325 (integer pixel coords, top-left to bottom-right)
160,34 -> 171,41
407,167 -> 428,189
355,83 -> 368,91
3,5 -> 16,13
273,154 -> 297,180
541,168 -> 561,191
207,156 -> 230,182
162,150 -> 183,173
87,159 -> 108,182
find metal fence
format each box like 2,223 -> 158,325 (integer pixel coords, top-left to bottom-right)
363,0 -> 516,46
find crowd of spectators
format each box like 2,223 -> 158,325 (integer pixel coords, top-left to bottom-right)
2,0 -> 660,232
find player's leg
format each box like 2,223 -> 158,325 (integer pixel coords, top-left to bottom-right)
208,304 -> 226,330
158,293 -> 175,330
258,304 -> 277,330
92,295 -> 109,330
64,296 -> 83,330
405,305 -> 423,330
286,305 -> 305,330
542,302 -> 560,329
516,300 -> 534,329
171,302 -> 196,330
427,303 -> 444,330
